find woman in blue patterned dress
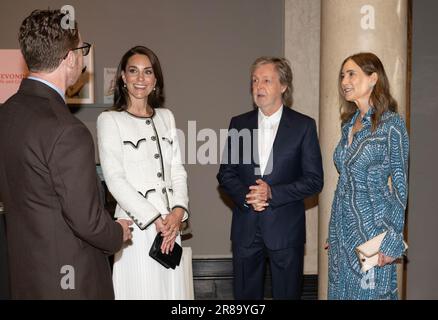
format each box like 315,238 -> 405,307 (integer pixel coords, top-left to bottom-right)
328,52 -> 409,300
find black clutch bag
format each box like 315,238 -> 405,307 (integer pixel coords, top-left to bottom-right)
149,232 -> 182,269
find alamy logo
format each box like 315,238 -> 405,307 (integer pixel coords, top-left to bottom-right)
360,5 -> 375,30
158,123 -> 274,175
61,5 -> 75,30
360,268 -> 376,290
60,265 -> 75,290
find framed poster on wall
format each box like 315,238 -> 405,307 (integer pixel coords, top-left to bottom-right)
66,46 -> 94,104
0,49 -> 28,103
103,67 -> 117,104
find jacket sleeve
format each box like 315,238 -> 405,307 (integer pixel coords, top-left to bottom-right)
48,123 -> 123,254
97,112 -> 161,229
269,118 -> 324,208
216,117 -> 251,212
380,116 -> 409,258
165,109 -> 189,221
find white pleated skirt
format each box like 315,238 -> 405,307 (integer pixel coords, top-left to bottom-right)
112,222 -> 188,300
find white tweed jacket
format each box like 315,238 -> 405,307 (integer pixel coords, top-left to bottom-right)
97,108 -> 189,229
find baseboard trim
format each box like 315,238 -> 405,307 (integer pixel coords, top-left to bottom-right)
192,257 -> 318,300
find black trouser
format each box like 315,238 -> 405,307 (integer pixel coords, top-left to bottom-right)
0,213 -> 10,299
232,227 -> 304,300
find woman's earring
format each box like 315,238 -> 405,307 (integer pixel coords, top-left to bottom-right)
153,87 -> 156,91
123,83 -> 127,88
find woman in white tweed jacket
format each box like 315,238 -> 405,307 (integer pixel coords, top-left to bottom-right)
97,46 -> 189,299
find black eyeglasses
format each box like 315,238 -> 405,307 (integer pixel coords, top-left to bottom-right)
63,42 -> 91,59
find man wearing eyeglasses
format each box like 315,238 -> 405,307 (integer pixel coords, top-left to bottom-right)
0,9 -> 132,299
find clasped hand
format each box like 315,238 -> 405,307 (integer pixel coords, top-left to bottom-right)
155,208 -> 184,254
245,179 -> 272,212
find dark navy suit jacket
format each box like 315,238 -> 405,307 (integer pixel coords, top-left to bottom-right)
217,107 -> 323,250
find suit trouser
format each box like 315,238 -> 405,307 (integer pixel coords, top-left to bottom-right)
0,213 -> 10,299
232,227 -> 304,300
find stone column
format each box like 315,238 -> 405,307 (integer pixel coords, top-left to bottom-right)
318,0 -> 408,299
284,0 -> 321,276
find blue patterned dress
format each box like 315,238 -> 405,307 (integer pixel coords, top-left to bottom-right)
328,108 -> 409,300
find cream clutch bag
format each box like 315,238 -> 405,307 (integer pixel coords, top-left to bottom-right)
355,231 -> 408,273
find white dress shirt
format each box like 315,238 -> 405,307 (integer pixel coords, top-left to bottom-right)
258,106 -> 283,176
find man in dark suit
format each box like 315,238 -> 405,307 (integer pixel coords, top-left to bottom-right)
217,57 -> 323,299
0,9 -> 132,299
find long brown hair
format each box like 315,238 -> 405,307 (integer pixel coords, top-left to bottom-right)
339,52 -> 398,131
